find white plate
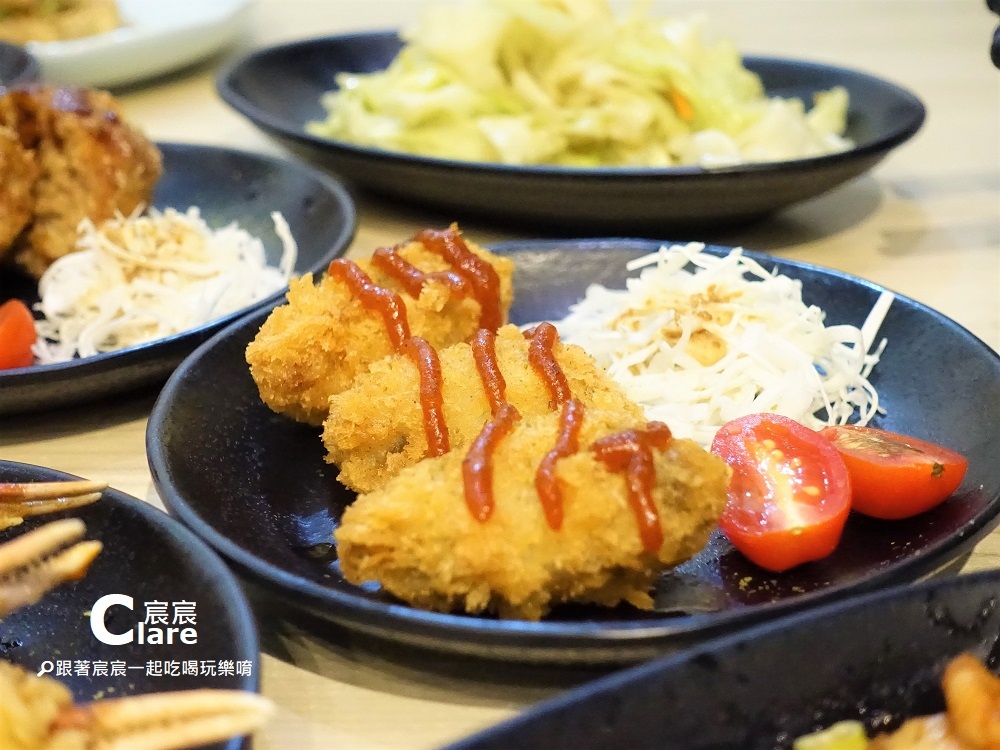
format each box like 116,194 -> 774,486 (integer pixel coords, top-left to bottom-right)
26,0 -> 252,88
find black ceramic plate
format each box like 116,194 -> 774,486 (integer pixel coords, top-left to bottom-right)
0,141 -> 356,415
448,569 -> 1000,749
217,31 -> 925,232
0,40 -> 41,89
147,240 -> 1000,664
0,460 -> 260,750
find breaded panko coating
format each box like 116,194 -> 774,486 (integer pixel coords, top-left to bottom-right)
246,233 -> 515,425
0,126 -> 36,261
323,324 -> 643,493
335,408 -> 729,620
0,86 -> 162,277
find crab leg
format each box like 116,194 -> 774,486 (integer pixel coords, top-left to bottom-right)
54,688 -> 275,750
0,518 -> 102,618
0,661 -> 273,750
0,479 -> 108,529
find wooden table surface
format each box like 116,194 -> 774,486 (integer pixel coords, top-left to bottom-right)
3,1 -> 999,747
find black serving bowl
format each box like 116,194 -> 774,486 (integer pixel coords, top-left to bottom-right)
218,31 -> 925,232
147,240 -> 1000,665
0,39 -> 41,89
448,568 -> 1000,748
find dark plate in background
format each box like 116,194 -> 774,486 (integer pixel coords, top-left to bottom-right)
217,31 -> 925,232
0,40 -> 41,89
0,460 -> 260,750
146,240 -> 1000,664
0,141 -> 356,415
448,568 -> 1000,749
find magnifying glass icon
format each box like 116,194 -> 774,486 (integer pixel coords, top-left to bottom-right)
36,660 -> 54,677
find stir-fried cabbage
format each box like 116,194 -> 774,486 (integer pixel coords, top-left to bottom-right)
307,0 -> 852,167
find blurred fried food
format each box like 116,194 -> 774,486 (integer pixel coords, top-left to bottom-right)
0,506 -> 274,750
0,86 -> 161,278
335,407 -> 729,620
247,229 -> 515,425
795,654 -> 1000,749
323,323 -> 644,493
0,0 -> 121,44
0,125 -> 36,260
942,653 -> 1000,749
0,660 -> 275,750
869,654 -> 1000,750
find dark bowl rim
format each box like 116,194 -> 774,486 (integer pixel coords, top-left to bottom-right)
0,458 -> 262,694
0,39 -> 42,89
0,140 -> 357,382
216,29 -> 927,180
444,565 -> 1000,748
146,239 -> 1000,657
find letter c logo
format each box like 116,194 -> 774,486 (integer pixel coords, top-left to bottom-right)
91,594 -> 134,645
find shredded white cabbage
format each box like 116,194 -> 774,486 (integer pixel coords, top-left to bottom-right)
307,0 -> 852,168
554,243 -> 891,447
32,207 -> 298,363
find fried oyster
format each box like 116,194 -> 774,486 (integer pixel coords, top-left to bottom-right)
335,405 -> 729,620
247,226 -> 515,425
323,323 -> 644,493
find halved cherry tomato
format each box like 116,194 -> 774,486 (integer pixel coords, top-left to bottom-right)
819,425 -> 967,520
712,413 -> 851,572
0,299 -> 36,370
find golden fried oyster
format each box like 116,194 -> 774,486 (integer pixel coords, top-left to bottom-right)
0,85 -> 162,277
246,227 -> 515,425
335,405 -> 729,621
323,323 -> 644,493
0,125 -> 36,261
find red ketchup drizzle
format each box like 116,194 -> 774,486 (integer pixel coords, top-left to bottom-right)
471,329 -> 506,416
463,403 -> 521,522
371,246 -> 470,300
534,399 -> 585,530
401,337 -> 450,457
415,228 -> 503,331
524,323 -> 571,408
328,259 -> 410,350
591,422 -> 673,553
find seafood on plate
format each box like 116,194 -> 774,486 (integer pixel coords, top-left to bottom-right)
0,85 -> 162,277
246,225 -> 515,424
0,479 -> 274,749
0,518 -> 101,618
0,478 -> 106,531
0,663 -> 274,750
323,322 -> 644,493
335,399 -> 729,620
247,226 -> 729,619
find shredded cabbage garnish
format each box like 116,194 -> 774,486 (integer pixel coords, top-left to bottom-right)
32,207 -> 298,362
306,0 -> 852,168
553,243 -> 891,447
